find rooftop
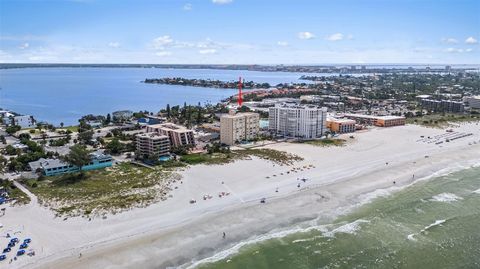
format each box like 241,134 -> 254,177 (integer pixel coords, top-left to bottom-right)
148,123 -> 192,132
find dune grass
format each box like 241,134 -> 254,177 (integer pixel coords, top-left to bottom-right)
23,163 -> 179,217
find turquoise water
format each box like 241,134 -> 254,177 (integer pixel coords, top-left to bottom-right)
199,166 -> 480,269
0,68 -> 316,125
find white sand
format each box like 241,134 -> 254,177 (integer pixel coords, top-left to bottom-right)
3,123 -> 480,269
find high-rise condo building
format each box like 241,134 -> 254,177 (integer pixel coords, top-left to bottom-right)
220,112 -> 260,145
268,103 -> 327,139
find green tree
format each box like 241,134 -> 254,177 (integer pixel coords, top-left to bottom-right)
105,138 -> 124,155
78,130 -> 94,144
166,104 -> 171,118
60,122 -> 64,128
64,144 -> 91,172
5,125 -> 21,135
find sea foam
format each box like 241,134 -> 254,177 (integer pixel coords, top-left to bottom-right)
473,188 -> 480,194
323,219 -> 369,237
420,219 -> 446,233
429,193 -> 463,203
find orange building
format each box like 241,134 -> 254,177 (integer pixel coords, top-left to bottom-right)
327,118 -> 356,133
344,114 -> 406,127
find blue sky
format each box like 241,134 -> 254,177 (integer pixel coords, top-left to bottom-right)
0,0 -> 479,64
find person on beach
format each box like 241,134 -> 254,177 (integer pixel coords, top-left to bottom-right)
223,232 -> 226,239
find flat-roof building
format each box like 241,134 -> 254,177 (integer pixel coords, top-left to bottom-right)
146,123 -> 195,148
269,103 -> 327,139
327,118 -> 356,133
344,114 -> 406,127
420,99 -> 464,113
220,112 -> 259,145
3,115 -> 35,128
136,133 -> 170,158
28,151 -> 113,177
465,96 -> 480,109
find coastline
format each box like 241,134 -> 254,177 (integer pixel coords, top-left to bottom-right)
6,123 -> 480,269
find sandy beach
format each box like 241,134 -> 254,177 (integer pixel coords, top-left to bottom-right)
3,123 -> 480,269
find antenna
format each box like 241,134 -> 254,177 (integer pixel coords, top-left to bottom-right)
238,76 -> 243,107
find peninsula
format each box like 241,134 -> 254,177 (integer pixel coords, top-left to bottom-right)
144,77 -> 271,89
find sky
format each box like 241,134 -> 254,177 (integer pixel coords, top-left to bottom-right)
0,0 -> 479,64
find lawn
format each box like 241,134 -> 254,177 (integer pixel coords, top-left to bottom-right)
406,113 -> 480,128
22,163 -> 179,217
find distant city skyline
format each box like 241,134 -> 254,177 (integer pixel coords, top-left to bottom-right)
1,0 -> 479,64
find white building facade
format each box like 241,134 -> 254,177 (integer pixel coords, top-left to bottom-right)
268,104 -> 327,139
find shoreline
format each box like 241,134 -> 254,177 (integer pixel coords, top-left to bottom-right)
4,123 -> 480,269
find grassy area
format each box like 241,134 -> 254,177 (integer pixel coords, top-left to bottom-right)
59,126 -> 79,132
0,180 -> 30,205
180,148 -> 303,166
22,163 -> 179,217
302,138 -> 347,147
180,152 -> 234,165
406,113 -> 480,128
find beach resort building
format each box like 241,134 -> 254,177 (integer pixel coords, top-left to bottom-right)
344,114 -> 406,127
220,112 -> 260,145
28,152 -> 113,177
326,118 -> 356,133
135,133 -> 170,157
146,123 -> 195,148
268,103 -> 327,139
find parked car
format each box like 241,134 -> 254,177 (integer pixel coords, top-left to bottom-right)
20,243 -> 28,249
0,254 -> 6,261
2,247 -> 10,253
23,238 -> 32,244
17,249 -> 25,256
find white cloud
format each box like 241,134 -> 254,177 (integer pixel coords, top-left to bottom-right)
152,35 -> 174,49
298,32 -> 315,40
183,3 -> 192,11
19,43 -> 29,49
155,51 -> 172,57
465,36 -> 478,44
442,38 -> 458,44
212,0 -> 232,4
346,34 -> 354,40
325,33 -> 344,41
108,42 -> 120,48
465,48 -> 473,52
277,41 -> 288,46
199,49 -> 217,54
445,47 -> 465,53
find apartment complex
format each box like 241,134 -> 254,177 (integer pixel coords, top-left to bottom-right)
327,118 -> 356,133
344,114 -> 406,127
465,96 -> 480,109
420,99 -> 464,113
136,133 -> 170,157
28,151 -> 113,177
3,115 -> 35,128
146,123 -> 195,148
268,103 -> 327,139
220,112 -> 260,145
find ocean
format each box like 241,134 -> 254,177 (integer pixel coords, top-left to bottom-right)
197,165 -> 480,269
0,67 -> 320,126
